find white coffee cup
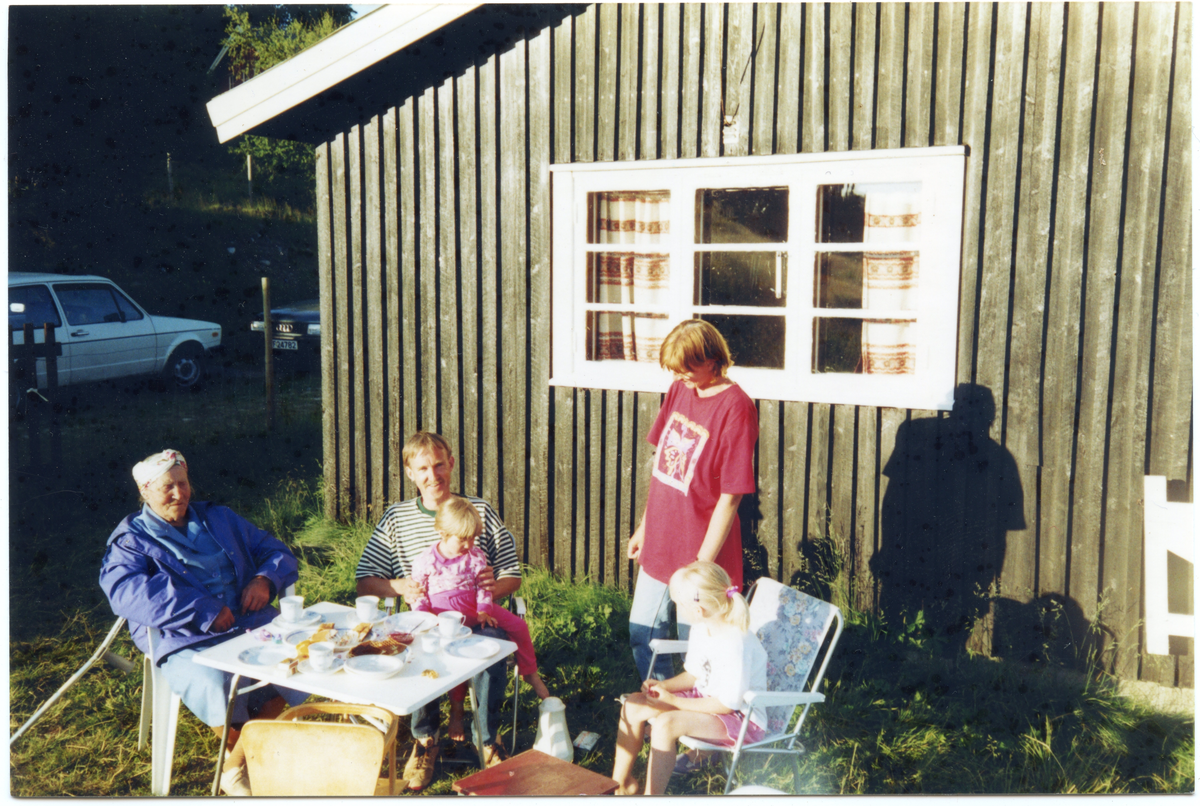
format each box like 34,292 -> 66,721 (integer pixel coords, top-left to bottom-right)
356,595 -> 380,622
438,611 -> 465,637
308,641 -> 336,672
280,595 -> 304,623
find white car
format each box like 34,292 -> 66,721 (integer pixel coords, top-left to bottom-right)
8,272 -> 222,390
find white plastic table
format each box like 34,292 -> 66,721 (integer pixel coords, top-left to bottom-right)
194,601 -> 516,795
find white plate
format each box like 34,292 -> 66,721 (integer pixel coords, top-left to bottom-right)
238,645 -> 296,666
298,657 -> 345,676
444,636 -> 501,660
284,629 -> 318,647
344,654 -> 405,680
385,611 -> 439,634
271,610 -> 323,629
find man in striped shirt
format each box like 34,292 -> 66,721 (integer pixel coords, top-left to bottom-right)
356,432 -> 521,789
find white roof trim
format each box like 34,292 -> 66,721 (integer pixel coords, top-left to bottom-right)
206,3 -> 482,143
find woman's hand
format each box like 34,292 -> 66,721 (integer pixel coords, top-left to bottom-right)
211,606 -> 236,633
478,610 -> 498,628
239,576 -> 272,614
627,524 -> 646,561
643,681 -> 676,705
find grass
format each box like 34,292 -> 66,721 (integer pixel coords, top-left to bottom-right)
10,495 -> 1194,795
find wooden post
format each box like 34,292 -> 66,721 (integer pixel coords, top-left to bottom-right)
43,323 -> 61,468
247,154 -> 253,201
263,278 -> 274,431
21,324 -> 41,465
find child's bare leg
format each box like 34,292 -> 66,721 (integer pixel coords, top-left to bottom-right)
644,710 -> 730,796
522,671 -> 551,700
611,693 -> 671,796
447,700 -> 466,742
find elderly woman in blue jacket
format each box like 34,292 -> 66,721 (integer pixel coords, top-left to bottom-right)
99,449 -> 307,796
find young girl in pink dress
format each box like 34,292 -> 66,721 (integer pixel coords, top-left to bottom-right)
410,496 -> 551,740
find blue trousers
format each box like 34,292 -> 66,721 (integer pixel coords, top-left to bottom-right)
629,568 -> 691,682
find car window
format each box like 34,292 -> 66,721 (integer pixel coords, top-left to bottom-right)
112,288 -> 145,322
55,284 -> 125,326
9,284 -> 62,330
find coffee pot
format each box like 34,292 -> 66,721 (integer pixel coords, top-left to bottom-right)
532,696 -> 572,761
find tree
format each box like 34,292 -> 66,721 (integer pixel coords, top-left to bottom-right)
219,6 -> 351,196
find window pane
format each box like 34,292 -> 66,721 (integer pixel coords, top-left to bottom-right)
818,182 -> 921,243
695,251 -> 786,308
587,252 -> 670,305
9,285 -> 61,329
699,314 -> 785,369
588,190 -> 670,244
113,290 -> 144,321
586,311 -> 671,363
814,318 -> 916,375
696,188 -> 788,244
815,251 -> 919,311
56,284 -> 121,325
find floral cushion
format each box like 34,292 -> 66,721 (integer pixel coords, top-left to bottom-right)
750,579 -> 837,735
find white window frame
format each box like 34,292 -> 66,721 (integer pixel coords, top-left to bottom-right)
549,146 -> 966,410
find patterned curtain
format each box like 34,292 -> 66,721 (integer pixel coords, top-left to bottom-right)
860,184 -> 920,375
591,191 -> 672,362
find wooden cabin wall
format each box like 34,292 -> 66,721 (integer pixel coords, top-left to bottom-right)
314,3 -> 1192,686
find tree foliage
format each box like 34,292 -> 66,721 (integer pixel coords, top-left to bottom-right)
220,5 -> 351,192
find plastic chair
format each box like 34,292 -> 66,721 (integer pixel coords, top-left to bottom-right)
647,577 -> 843,795
241,702 -> 399,796
384,594 -> 527,755
140,583 -> 295,796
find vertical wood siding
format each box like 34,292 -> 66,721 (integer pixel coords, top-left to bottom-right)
314,2 -> 1191,686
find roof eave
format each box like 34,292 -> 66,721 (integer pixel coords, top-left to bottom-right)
206,3 -> 482,144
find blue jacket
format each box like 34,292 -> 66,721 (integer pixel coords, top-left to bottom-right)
99,501 -> 299,665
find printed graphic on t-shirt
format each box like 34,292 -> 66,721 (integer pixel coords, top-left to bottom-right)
652,412 -> 710,495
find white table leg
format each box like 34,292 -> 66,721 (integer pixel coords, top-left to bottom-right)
211,673 -> 242,797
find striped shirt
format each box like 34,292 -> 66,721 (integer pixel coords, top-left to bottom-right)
355,495 -> 521,583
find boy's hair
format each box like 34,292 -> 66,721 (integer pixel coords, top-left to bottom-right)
402,431 -> 453,468
659,319 -> 733,377
434,495 -> 483,540
669,561 -> 750,632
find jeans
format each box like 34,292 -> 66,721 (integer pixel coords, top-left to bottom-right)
410,622 -> 507,745
629,568 -> 691,682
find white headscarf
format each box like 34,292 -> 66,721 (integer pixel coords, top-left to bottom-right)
132,449 -> 187,491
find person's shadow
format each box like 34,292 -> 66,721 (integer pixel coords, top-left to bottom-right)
870,383 -> 1025,654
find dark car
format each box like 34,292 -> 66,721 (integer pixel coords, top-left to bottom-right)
250,299 -> 320,354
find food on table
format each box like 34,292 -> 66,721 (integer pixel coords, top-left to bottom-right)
422,669 -> 439,679
349,638 -> 407,657
317,622 -> 336,631
351,622 -> 374,641
388,632 -> 414,645
310,628 -> 336,644
276,657 -> 300,677
294,639 -> 313,659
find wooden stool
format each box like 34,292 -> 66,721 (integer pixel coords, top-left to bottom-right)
452,750 -> 618,796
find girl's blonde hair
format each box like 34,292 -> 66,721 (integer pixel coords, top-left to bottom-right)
669,561 -> 750,632
434,496 -> 483,540
659,319 -> 734,378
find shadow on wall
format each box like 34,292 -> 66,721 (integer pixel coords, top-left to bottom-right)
870,383 -> 1026,655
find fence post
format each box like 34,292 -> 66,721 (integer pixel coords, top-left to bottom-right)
263,277 -> 274,431
43,323 -> 61,468
21,324 -> 42,465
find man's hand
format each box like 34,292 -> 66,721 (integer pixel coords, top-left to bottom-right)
211,606 -> 236,633
474,565 -> 496,593
239,576 -> 272,614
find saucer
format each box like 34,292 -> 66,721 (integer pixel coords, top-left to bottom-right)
271,610 -> 322,629
238,645 -> 295,666
436,624 -> 472,641
298,657 -> 345,676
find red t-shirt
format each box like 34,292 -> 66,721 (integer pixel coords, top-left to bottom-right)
640,380 -> 759,589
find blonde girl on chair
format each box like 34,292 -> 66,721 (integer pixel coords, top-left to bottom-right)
611,561 -> 769,795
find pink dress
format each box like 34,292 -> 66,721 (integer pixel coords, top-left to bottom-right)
410,542 -> 539,681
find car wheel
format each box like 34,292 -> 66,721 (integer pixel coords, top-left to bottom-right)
164,344 -> 204,390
